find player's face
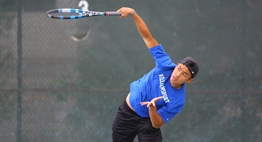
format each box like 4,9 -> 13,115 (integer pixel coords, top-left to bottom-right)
170,63 -> 194,89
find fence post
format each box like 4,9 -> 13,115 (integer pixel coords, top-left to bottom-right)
17,0 -> 22,141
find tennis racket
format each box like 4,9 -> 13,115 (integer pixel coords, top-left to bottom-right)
46,8 -> 121,20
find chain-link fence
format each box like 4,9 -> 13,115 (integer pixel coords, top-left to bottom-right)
0,0 -> 262,142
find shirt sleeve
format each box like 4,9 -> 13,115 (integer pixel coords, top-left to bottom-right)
149,44 -> 175,69
158,103 -> 184,123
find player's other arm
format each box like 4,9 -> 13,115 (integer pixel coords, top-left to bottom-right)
117,7 -> 158,49
141,96 -> 165,128
148,105 -> 165,128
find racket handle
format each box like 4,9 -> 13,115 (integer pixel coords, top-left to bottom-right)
106,11 -> 121,16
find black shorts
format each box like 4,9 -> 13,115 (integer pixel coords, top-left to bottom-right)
112,100 -> 163,142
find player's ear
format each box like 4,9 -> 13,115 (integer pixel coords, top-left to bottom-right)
186,78 -> 194,84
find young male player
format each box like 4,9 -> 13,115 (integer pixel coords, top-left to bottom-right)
112,7 -> 199,142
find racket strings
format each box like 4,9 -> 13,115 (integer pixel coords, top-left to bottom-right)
49,12 -> 84,19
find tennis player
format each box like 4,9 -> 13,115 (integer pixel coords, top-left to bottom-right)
112,7 -> 199,142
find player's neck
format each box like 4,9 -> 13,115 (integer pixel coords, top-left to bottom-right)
171,83 -> 182,89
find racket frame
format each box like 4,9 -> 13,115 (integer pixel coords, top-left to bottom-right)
46,8 -> 121,20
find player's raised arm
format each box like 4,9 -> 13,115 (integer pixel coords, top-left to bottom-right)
117,7 -> 158,49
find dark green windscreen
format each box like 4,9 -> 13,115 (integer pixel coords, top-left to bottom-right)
0,0 -> 261,141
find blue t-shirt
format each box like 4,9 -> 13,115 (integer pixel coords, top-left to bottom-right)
129,44 -> 186,123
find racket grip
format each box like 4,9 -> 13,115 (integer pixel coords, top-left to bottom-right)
106,12 -> 121,16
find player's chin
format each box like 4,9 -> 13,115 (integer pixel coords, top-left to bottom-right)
170,80 -> 180,87
171,77 -> 180,83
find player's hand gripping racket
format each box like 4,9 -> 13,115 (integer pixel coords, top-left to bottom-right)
46,8 -> 121,20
